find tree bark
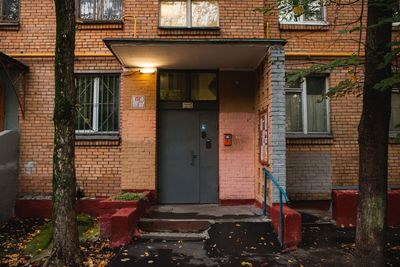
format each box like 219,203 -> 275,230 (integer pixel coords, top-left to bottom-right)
47,0 -> 80,266
355,1 -> 394,266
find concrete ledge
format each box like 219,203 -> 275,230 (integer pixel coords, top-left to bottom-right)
111,207 -> 139,248
332,190 -> 400,227
270,204 -> 302,249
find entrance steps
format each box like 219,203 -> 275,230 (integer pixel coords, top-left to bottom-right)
137,205 -> 270,241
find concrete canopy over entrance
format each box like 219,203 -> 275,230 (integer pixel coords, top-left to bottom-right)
103,38 -> 285,70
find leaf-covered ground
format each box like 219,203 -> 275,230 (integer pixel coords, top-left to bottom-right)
0,218 -> 115,267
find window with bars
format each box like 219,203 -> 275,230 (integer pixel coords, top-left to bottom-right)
159,0 -> 219,28
75,75 -> 120,134
77,0 -> 123,21
285,76 -> 330,134
0,0 -> 19,22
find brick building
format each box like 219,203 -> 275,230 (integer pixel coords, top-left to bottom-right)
0,0 -> 399,206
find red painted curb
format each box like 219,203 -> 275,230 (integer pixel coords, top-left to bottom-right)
271,204 -> 302,249
332,190 -> 400,227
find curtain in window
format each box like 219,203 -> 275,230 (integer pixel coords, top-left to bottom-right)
286,92 -> 303,132
307,77 -> 327,133
390,93 -> 400,132
159,0 -> 187,27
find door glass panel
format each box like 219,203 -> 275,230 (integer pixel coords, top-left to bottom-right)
191,0 -> 219,27
191,72 -> 217,101
160,0 -> 188,27
160,72 -> 187,101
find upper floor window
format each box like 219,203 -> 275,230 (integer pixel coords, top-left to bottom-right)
75,74 -> 120,134
159,0 -> 219,28
0,0 -> 19,23
286,76 -> 330,134
390,90 -> 400,134
77,0 -> 123,21
279,0 -> 326,24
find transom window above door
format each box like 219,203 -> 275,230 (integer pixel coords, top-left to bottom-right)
159,0 -> 219,28
159,71 -> 218,101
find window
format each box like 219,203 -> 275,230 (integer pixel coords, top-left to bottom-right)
77,0 -> 123,21
159,71 -> 217,101
390,90 -> 400,134
279,0 -> 326,24
0,0 -> 19,23
75,75 -> 120,133
159,0 -> 219,28
285,76 -> 330,134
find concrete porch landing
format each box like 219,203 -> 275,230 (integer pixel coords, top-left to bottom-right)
142,204 -> 268,222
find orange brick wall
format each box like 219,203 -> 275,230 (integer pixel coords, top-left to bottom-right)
219,71 -> 256,200
3,0 -> 400,200
120,72 -> 157,191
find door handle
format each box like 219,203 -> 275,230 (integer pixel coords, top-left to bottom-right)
190,150 -> 198,166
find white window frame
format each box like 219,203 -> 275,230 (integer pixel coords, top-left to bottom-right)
75,74 -> 120,135
286,76 -> 330,134
390,88 -> 400,136
76,0 -> 123,21
279,0 -> 328,26
158,0 -> 220,28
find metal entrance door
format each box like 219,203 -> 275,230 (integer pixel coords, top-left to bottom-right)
158,110 -> 218,204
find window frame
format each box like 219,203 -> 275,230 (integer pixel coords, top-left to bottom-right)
0,0 -> 20,24
279,0 -> 328,26
75,73 -> 120,135
158,0 -> 220,29
390,88 -> 400,136
285,75 -> 331,135
75,0 -> 124,23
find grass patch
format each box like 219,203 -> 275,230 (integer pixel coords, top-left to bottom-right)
23,214 -> 99,257
112,192 -> 143,201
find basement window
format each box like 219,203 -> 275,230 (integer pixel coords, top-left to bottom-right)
0,0 -> 19,23
279,0 -> 327,25
75,74 -> 120,134
159,0 -> 219,28
77,0 -> 123,21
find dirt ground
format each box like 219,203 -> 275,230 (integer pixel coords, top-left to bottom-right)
0,218 -> 115,267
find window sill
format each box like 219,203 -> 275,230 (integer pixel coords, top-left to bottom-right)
158,26 -> 221,36
75,134 -> 120,146
279,22 -> 329,31
286,133 -> 334,145
76,20 -> 123,30
0,21 -> 20,31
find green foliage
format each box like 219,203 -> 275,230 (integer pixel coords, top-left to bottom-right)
24,222 -> 53,257
112,192 -> 144,201
23,214 -> 98,257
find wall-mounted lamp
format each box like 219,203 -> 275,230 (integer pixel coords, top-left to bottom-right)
139,68 -> 157,74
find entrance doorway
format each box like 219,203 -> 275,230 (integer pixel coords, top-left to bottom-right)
157,70 -> 219,204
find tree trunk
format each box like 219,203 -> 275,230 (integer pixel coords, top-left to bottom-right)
47,0 -> 80,266
355,1 -> 394,266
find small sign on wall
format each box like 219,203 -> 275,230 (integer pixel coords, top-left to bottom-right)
132,96 -> 145,109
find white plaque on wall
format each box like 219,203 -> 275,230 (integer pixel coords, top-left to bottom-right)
132,96 -> 145,109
